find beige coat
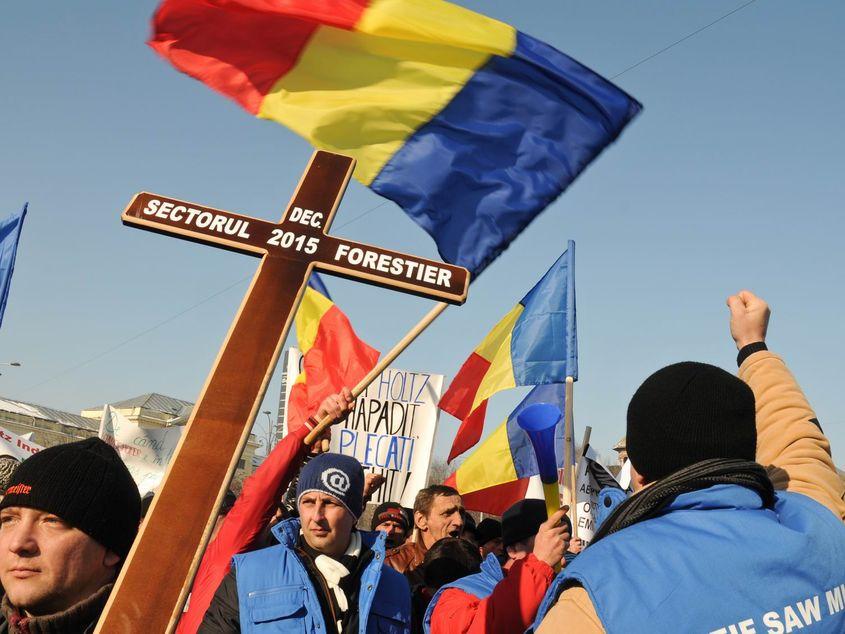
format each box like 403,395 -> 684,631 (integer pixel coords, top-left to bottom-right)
536,350 -> 845,633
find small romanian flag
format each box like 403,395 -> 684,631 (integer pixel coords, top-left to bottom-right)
149,0 -> 641,276
288,275 -> 379,434
440,242 -> 577,461
445,383 -> 570,515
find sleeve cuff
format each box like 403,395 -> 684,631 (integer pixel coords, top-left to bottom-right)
737,342 -> 768,367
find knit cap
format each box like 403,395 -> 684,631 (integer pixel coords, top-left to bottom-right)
370,501 -> 410,532
0,437 -> 141,558
296,453 -> 364,518
626,361 -> 757,482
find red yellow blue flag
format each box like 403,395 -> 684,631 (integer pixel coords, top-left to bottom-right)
440,242 -> 576,461
288,274 -> 379,433
149,1 -> 640,276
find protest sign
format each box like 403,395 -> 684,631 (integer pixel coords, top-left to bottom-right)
98,405 -> 183,496
0,424 -> 44,463
282,347 -> 443,507
572,444 -> 624,545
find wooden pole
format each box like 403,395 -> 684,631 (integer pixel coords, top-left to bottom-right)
563,376 -> 576,529
305,301 -> 448,445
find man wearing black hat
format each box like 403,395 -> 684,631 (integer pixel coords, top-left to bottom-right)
474,518 -> 503,559
370,501 -> 410,549
0,437 -> 141,633
534,291 -> 845,633
423,500 -> 570,634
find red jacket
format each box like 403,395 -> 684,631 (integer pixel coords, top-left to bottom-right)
428,554 -> 555,634
176,424 -> 310,633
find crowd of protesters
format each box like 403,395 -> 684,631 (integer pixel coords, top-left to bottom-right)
0,290 -> 843,633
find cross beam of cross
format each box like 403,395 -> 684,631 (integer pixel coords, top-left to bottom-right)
96,151 -> 469,633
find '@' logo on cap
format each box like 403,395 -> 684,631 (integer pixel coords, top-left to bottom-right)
321,468 -> 350,497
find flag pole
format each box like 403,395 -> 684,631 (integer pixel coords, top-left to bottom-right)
563,376 -> 576,529
305,301 -> 449,445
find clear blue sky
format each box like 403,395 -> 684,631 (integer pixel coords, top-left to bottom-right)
2,1 -> 844,467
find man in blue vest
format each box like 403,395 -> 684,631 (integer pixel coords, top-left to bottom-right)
199,452 -> 411,633
534,290 -> 845,633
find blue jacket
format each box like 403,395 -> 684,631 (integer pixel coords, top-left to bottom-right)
232,518 -> 411,634
421,553 -> 502,634
531,485 -> 845,633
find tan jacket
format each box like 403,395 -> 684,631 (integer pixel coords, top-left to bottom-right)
536,350 -> 845,633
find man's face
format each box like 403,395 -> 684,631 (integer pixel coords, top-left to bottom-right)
416,494 -> 464,548
374,518 -> 407,548
298,491 -> 356,557
480,537 -> 504,558
0,507 -> 119,615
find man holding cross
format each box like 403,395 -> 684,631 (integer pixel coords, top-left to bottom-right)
199,446 -> 411,633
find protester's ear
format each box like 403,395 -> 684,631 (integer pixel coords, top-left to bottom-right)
630,463 -> 648,491
414,510 -> 427,532
103,549 -> 121,569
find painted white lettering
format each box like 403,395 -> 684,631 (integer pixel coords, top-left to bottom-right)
348,248 -> 363,265
156,201 -> 174,219
436,268 -> 452,288
738,619 -> 756,634
289,206 -> 303,223
309,212 -> 323,227
223,218 -> 241,235
423,265 -> 437,284
796,596 -> 820,625
208,215 -> 226,233
405,261 -> 418,278
782,606 -> 802,632
170,205 -> 186,222
195,211 -> 213,228
826,585 -> 845,615
762,612 -> 784,634
370,253 -> 387,273
362,251 -> 378,269
335,244 -> 350,261
185,207 -> 201,226
390,258 -> 403,275
237,221 -> 251,239
142,199 -> 160,215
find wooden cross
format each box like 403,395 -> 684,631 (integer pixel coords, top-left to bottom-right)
97,151 -> 469,633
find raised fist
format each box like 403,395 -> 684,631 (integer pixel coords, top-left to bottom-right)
726,290 -> 770,350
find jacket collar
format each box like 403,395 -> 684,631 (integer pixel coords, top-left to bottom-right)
663,483 -> 766,513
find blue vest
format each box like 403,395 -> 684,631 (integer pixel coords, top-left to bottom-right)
530,485 -> 845,634
232,518 -> 411,634
422,553 -> 502,634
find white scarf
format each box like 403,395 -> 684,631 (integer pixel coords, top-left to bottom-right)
313,531 -> 362,633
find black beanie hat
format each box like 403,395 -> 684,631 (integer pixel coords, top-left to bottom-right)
502,499 -> 547,546
475,518 -> 502,545
370,501 -> 410,532
626,361 -> 757,482
0,437 -> 141,559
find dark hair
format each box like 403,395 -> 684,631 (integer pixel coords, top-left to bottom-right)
423,537 -> 482,590
413,484 -> 460,517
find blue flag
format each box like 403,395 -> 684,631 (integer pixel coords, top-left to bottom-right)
0,204 -> 27,329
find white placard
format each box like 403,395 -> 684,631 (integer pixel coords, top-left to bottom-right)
0,425 -> 44,463
282,348 -> 443,508
98,405 -> 183,496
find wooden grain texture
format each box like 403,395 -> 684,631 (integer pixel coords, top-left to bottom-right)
97,151 -> 469,633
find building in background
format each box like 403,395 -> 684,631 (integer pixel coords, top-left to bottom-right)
1,392 -> 259,484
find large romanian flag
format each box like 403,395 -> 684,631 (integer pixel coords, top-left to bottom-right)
149,0 -> 641,276
287,274 -> 379,433
445,383 -> 571,515
440,242 -> 577,461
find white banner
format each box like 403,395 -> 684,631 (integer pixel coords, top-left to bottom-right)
98,405 -> 183,496
574,445 -> 624,545
0,425 -> 44,463
282,348 -> 443,508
